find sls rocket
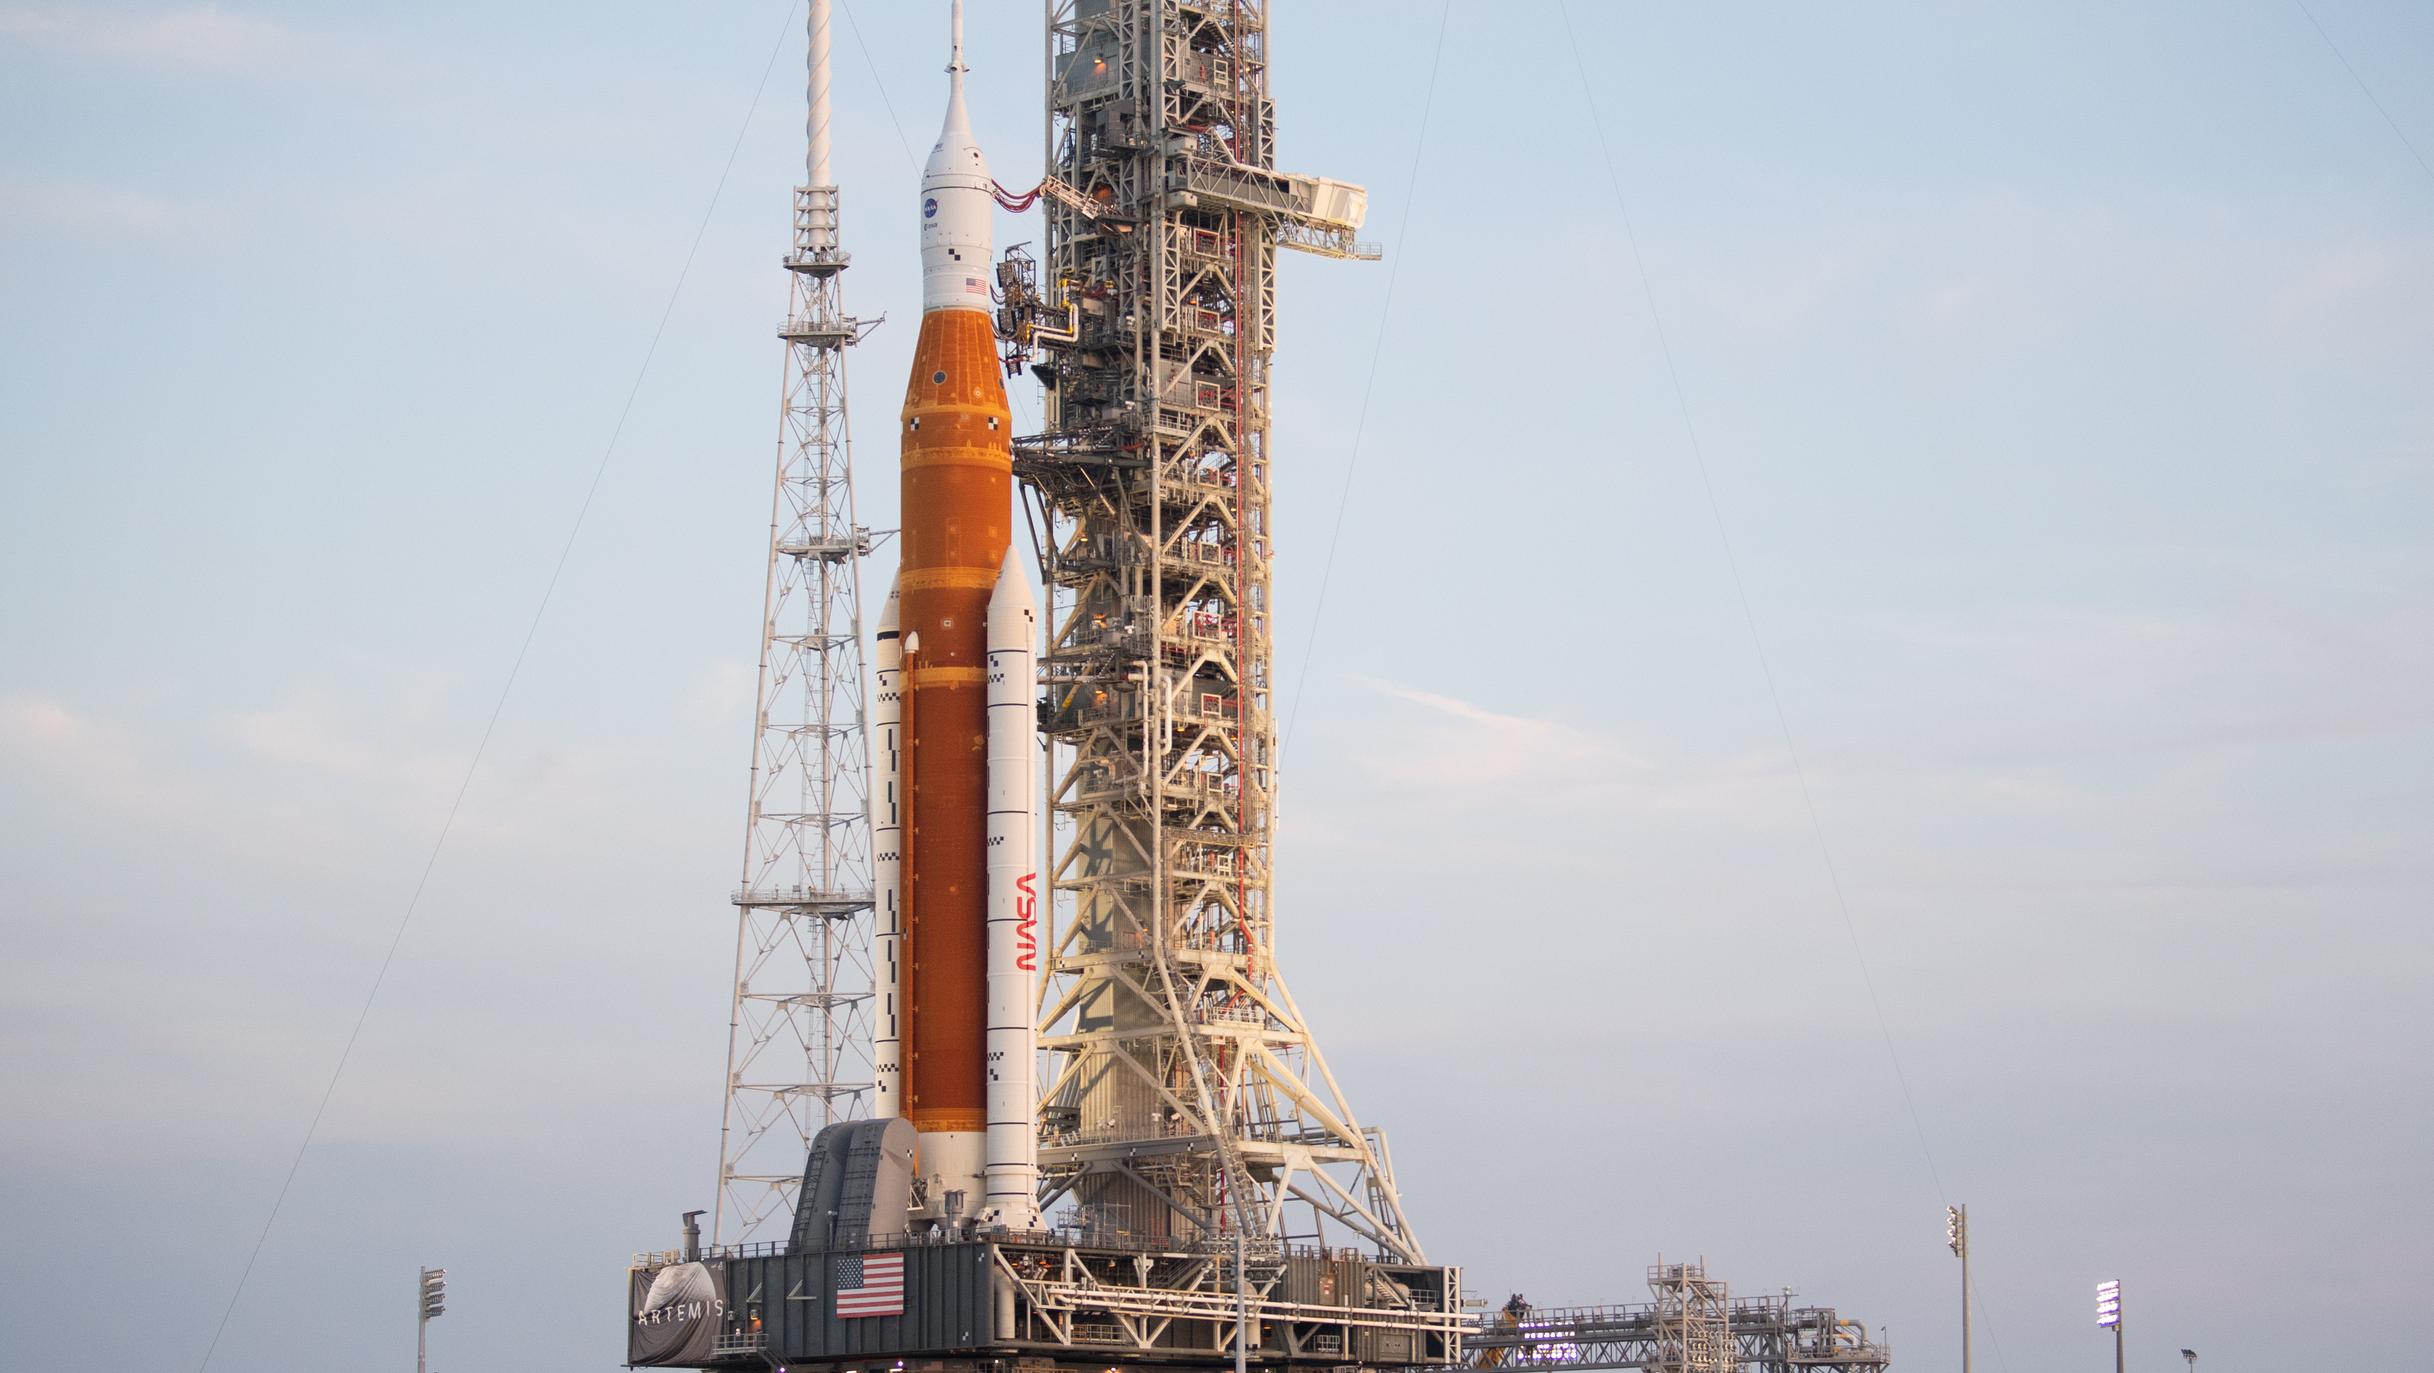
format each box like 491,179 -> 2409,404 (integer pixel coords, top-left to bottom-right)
870,0 -> 1042,1235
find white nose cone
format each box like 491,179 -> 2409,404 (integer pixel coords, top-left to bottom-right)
921,0 -> 992,314
985,544 -> 1036,646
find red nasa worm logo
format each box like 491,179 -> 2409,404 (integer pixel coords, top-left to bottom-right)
1015,872 -> 1039,971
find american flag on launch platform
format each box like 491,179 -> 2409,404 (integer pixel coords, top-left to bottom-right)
833,1252 -> 906,1318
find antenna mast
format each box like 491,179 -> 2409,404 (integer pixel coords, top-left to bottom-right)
713,0 -> 878,1246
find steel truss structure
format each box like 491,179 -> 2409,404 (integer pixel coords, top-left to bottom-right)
1011,0 -> 1407,1261
715,0 -> 879,1246
989,1238 -> 1465,1360
1650,1262 -> 1733,1373
1471,1266 -> 1892,1373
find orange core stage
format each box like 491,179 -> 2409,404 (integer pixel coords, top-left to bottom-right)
896,304 -> 1012,1138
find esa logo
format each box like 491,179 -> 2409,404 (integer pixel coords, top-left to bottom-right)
923,197 -> 938,220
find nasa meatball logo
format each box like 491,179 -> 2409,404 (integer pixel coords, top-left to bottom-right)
923,196 -> 939,219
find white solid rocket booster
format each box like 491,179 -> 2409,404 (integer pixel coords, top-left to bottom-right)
981,547 -> 1042,1231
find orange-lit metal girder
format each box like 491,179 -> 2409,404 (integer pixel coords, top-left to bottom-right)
895,304 -> 1012,1139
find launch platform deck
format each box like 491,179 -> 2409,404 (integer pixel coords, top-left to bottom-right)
629,1232 -> 1464,1371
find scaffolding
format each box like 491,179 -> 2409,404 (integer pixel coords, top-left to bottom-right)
1014,0 -> 1412,1261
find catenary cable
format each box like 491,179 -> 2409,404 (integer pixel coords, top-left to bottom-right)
2293,0 -> 2434,192
839,0 -> 921,173
1279,0 -> 1453,753
1551,2 -> 2011,1366
189,7 -> 804,1369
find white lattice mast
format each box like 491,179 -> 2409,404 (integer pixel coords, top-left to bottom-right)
714,0 -> 877,1246
1018,0 -> 1414,1260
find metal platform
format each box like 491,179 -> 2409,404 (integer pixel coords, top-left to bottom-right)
1468,1265 -> 1891,1373
628,1232 -> 1463,1371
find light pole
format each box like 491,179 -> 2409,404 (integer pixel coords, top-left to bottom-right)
2096,1279 -> 2122,1373
2181,1349 -> 2197,1371
1944,1205 -> 1969,1373
418,1266 -> 447,1373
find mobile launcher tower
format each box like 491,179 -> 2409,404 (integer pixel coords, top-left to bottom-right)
628,3 -> 1461,1370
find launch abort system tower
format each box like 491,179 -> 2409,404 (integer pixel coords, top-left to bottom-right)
1017,0 -> 1402,1260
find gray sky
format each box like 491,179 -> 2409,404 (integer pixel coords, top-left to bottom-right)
3,1 -> 2430,1369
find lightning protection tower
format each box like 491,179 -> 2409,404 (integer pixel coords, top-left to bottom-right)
714,0 -> 879,1246
1016,0 -> 1410,1259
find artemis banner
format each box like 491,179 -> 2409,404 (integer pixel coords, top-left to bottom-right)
629,1261 -> 726,1365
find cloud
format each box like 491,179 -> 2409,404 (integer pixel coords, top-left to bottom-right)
216,691 -> 670,852
1345,675 -> 1641,790
3,690 -> 452,826
0,4 -> 311,72
2,694 -> 120,756
0,180 -> 181,233
1875,596 -> 2434,767
0,693 -> 166,802
1338,676 -> 1794,827
0,685 -> 665,867
0,679 -> 728,1163
1322,579 -> 2434,901
0,953 -> 704,1159
225,698 -> 443,787
1618,173 -> 2434,359
2259,239 -> 2434,348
